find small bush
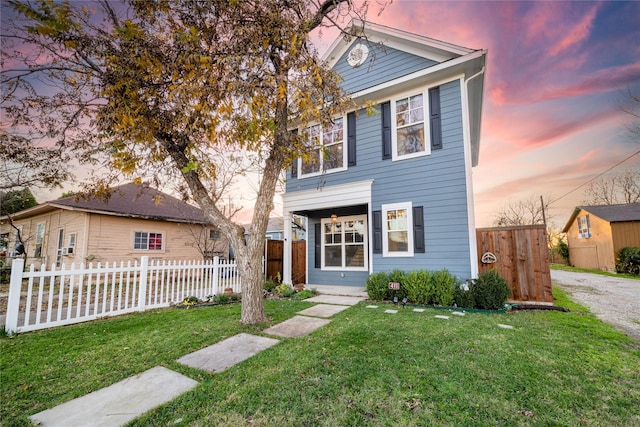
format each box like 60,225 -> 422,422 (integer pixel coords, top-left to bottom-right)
275,283 -> 291,296
366,271 -> 390,300
229,292 -> 241,302
431,269 -> 457,306
470,269 -> 511,310
292,289 -> 314,300
616,247 -> 640,275
404,270 -> 433,305
182,296 -> 199,307
454,283 -> 475,308
556,240 -> 570,264
264,279 -> 278,292
387,269 -> 408,300
214,293 -> 230,304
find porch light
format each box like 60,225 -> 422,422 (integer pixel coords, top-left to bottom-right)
331,213 -> 338,223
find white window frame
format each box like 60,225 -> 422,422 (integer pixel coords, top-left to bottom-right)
382,202 -> 414,257
391,86 -> 432,161
298,116 -> 348,178
133,231 -> 164,251
320,214 -> 368,271
578,215 -> 591,239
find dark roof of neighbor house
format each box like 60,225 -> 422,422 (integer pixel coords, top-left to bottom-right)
6,183 -> 211,225
562,203 -> 640,232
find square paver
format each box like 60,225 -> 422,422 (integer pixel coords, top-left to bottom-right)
177,333 -> 279,373
263,315 -> 331,338
30,366 -> 197,427
298,304 -> 351,318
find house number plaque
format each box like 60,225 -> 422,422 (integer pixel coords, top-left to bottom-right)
388,282 -> 400,290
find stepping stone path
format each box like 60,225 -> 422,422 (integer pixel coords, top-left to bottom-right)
29,366 -> 198,427
30,294 -> 363,427
177,333 -> 280,373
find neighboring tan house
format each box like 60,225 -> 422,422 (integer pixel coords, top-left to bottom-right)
282,21 -> 487,286
562,203 -> 640,271
0,183 -> 229,267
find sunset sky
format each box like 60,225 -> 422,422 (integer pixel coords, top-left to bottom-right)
4,1 -> 640,230
328,0 -> 640,229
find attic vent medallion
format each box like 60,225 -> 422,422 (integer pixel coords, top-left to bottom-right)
347,43 -> 369,67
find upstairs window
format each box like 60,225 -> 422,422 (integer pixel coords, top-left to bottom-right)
299,117 -> 346,177
134,231 -> 163,250
578,215 -> 591,239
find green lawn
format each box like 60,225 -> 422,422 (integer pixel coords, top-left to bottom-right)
2,292 -> 639,426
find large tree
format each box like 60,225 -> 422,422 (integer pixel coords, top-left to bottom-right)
492,195 -> 552,227
1,0 -> 369,323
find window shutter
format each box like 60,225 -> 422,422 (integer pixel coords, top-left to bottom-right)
413,206 -> 425,253
381,101 -> 392,160
290,129 -> 298,178
373,210 -> 382,254
314,223 -> 321,268
347,112 -> 357,166
429,87 -> 442,150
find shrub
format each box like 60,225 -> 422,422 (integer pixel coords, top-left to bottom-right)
431,269 -> 457,306
214,293 -> 230,304
387,269 -> 408,300
182,295 -> 199,307
404,269 -> 433,305
470,269 -> 511,310
366,271 -> 390,300
616,247 -> 640,275
263,278 -> 278,292
292,289 -> 314,300
453,283 -> 475,308
556,239 -> 570,264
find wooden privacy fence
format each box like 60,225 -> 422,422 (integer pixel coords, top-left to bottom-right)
4,256 -> 242,334
476,225 -> 553,304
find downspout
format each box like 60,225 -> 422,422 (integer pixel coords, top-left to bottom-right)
463,65 -> 485,279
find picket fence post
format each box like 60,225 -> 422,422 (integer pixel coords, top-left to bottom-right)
212,256 -> 220,294
5,258 -> 25,335
138,256 -> 149,312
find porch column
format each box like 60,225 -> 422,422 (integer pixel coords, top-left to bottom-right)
282,210 -> 292,284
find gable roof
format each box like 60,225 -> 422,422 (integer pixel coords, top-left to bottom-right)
322,20 -> 487,166
562,203 -> 640,232
3,183 -> 211,225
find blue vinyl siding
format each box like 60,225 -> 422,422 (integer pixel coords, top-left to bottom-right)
334,42 -> 438,95
287,80 -> 474,280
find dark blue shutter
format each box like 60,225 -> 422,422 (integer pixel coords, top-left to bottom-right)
347,112 -> 356,166
290,129 -> 298,178
381,102 -> 392,160
429,87 -> 442,150
413,206 -> 425,253
372,210 -> 382,254
314,223 -> 321,268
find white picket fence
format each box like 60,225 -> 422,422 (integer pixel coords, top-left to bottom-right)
4,256 -> 242,334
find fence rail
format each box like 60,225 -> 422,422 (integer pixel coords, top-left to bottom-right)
4,256 -> 240,334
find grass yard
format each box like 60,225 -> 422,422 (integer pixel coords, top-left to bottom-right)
2,290 -> 639,426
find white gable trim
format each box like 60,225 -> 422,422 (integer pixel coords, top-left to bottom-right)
283,180 -> 374,212
323,20 -> 475,68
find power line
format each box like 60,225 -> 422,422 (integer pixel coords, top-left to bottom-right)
549,148 -> 640,205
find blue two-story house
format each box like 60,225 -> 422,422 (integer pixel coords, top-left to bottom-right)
282,21 -> 487,287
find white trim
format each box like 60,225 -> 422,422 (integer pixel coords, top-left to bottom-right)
390,87 -> 432,161
381,201 -> 414,257
320,214 -> 368,271
297,116 -> 348,179
282,180 -> 373,284
283,180 -> 373,213
460,76 -> 479,278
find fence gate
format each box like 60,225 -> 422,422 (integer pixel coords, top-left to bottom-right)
476,225 -> 553,304
292,240 -> 306,285
265,239 -> 284,282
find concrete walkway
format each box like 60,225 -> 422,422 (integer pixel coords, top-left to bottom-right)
29,291 -> 366,426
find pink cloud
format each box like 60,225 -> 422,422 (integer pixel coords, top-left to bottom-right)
547,3 -> 600,56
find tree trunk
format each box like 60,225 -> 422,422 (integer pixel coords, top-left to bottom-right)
238,246 -> 268,324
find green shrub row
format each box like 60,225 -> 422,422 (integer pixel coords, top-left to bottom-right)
616,247 -> 640,275
366,268 -> 511,310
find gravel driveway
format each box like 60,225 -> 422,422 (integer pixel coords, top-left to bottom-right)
551,269 -> 640,342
